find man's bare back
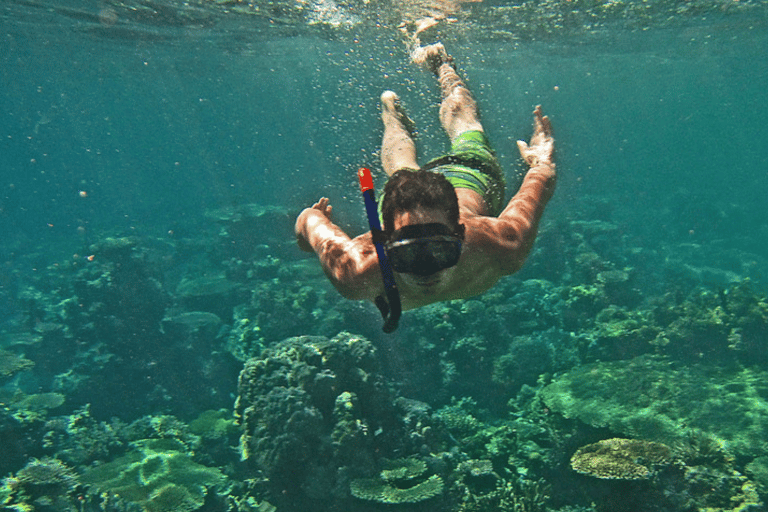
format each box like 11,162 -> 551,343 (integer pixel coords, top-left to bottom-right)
295,43 -> 556,312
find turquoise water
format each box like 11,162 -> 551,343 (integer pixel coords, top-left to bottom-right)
2,0 -> 768,511
3,1 -> 766,255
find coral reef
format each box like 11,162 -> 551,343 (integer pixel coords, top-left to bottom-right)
174,274 -> 246,321
224,268 -> 369,360
204,203 -> 291,261
582,279 -> 768,365
2,192 -> 768,512
188,408 -> 239,440
3,391 -> 65,424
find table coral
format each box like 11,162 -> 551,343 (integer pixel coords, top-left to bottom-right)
79,438 -> 228,512
0,348 -> 34,379
570,438 -> 672,480
350,473 -> 444,504
349,457 -> 444,504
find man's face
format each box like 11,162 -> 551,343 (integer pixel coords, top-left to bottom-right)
387,208 -> 463,287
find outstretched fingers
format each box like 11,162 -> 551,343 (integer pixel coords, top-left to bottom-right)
312,197 -> 333,220
531,105 -> 553,145
517,105 -> 554,167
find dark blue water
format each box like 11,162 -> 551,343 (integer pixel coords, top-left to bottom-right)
2,0 -> 768,510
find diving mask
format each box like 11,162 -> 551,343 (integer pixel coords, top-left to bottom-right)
385,223 -> 463,276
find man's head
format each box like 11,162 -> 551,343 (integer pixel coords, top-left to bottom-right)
380,170 -> 464,278
381,170 -> 460,237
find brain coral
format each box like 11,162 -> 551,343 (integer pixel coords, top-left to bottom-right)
570,438 -> 672,480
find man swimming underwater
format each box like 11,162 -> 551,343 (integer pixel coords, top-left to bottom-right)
295,43 -> 556,312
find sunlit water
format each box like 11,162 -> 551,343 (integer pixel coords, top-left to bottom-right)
3,0 -> 767,268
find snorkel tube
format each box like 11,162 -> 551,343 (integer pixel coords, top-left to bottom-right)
358,167 -> 401,333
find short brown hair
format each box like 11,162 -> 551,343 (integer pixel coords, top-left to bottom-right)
380,170 -> 459,236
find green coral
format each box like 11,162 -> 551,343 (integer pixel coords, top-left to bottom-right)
745,456 -> 768,495
80,438 -> 228,512
3,390 -> 65,423
455,477 -> 549,512
559,284 -> 607,329
434,397 -> 484,439
330,391 -> 370,464
457,459 -> 494,478
586,305 -> 659,359
542,355 -> 768,457
226,313 -> 265,361
435,399 -> 520,464
577,279 -> 768,364
570,438 -> 672,480
188,409 -> 239,440
88,236 -> 138,261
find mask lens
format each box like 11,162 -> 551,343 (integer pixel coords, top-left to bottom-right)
430,239 -> 462,267
386,237 -> 462,276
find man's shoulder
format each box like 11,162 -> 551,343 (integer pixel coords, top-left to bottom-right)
461,214 -> 526,267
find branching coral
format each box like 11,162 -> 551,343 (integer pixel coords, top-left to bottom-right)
1,457 -> 80,511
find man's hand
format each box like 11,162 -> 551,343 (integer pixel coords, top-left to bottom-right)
310,197 -> 333,220
517,105 -> 554,168
296,197 -> 333,252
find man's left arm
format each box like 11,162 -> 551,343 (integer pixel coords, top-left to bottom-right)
489,106 -> 556,273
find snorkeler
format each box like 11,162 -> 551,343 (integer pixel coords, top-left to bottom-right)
295,43 -> 556,313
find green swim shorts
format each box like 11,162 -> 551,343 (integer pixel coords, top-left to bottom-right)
421,130 -> 506,216
378,130 -> 506,224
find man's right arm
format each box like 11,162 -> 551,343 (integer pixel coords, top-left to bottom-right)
295,200 -> 379,300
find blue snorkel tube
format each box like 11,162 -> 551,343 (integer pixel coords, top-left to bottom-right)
358,167 -> 401,333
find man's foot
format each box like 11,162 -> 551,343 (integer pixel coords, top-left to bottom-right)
411,42 -> 452,75
381,90 -> 415,136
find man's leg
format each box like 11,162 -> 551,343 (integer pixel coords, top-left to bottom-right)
413,43 -> 484,141
380,90 -> 419,177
